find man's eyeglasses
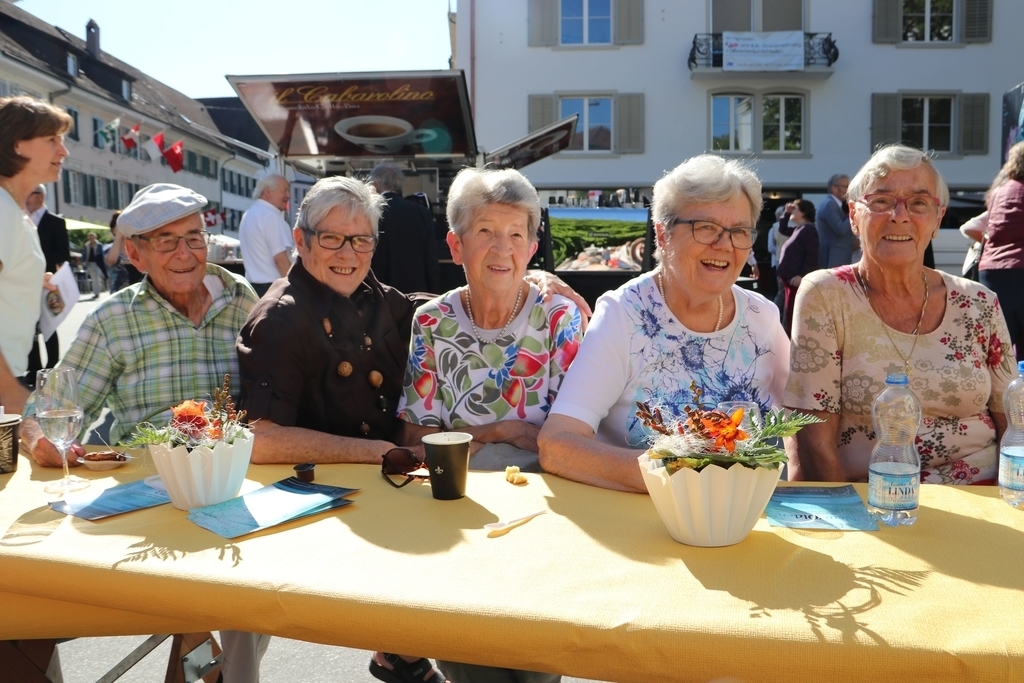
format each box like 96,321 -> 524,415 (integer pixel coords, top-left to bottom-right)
855,193 -> 942,216
135,232 -> 210,253
381,448 -> 428,488
672,219 -> 758,249
303,229 -> 378,253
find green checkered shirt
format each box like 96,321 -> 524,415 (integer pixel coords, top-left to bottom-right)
59,264 -> 258,444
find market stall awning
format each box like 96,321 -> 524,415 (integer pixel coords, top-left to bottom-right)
483,114 -> 578,170
227,70 -> 477,173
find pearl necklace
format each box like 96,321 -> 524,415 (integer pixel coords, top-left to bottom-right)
855,267 -> 930,376
657,269 -> 723,333
464,283 -> 524,343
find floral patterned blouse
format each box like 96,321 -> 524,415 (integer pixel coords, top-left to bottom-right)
785,266 -> 1015,484
398,285 -> 583,429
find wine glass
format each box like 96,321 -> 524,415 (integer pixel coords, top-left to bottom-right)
36,368 -> 89,495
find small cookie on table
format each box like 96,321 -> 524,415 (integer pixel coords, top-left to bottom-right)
505,466 -> 528,485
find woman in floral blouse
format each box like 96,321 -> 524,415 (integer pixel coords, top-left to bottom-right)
398,166 -> 582,458
785,145 -> 1015,484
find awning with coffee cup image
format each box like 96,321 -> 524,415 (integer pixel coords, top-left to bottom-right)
227,70 -> 477,162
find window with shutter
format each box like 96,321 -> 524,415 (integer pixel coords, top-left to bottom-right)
528,0 -> 559,46
614,94 -> 644,154
871,93 -> 901,150
958,93 -> 989,155
961,0 -> 992,42
529,95 -> 557,133
614,0 -> 644,45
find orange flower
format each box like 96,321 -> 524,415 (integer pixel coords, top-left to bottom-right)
171,399 -> 209,438
701,408 -> 748,453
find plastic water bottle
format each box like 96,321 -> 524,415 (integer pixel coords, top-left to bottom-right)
999,361 -> 1024,508
867,373 -> 922,527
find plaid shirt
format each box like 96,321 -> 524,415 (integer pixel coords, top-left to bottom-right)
60,264 -> 258,444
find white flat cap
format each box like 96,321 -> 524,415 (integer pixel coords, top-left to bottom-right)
117,183 -> 208,237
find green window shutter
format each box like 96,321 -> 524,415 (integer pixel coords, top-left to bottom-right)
871,93 -> 900,151
962,0 -> 992,43
62,169 -> 71,204
614,0 -> 644,45
528,95 -> 556,133
528,0 -> 558,47
872,0 -> 900,43
959,93 -> 989,155
614,93 -> 644,154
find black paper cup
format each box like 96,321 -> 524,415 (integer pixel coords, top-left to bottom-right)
423,432 -> 472,500
0,414 -> 21,475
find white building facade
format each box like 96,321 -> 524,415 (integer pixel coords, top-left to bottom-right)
458,0 -> 1012,200
0,3 -> 267,228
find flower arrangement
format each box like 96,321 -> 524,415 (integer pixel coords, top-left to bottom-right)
124,375 -> 249,450
636,382 -> 822,474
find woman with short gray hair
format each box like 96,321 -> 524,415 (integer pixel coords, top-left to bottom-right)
538,154 -> 789,493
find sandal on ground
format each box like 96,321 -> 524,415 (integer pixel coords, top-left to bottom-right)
369,653 -> 448,683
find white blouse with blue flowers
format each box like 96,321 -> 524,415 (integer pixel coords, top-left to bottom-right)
550,271 -> 790,448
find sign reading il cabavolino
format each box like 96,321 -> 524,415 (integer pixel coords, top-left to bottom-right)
227,71 -> 477,159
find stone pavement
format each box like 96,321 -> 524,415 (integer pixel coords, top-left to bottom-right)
49,294 -> 605,683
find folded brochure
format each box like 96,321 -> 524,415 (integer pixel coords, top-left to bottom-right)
50,478 -> 171,520
765,485 -> 877,531
186,477 -> 358,538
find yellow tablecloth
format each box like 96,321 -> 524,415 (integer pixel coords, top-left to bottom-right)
2,453 -> 1024,683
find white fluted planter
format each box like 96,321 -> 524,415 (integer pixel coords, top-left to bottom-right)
638,452 -> 781,547
149,429 -> 253,510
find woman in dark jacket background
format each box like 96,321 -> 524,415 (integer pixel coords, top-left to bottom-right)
777,198 -> 819,336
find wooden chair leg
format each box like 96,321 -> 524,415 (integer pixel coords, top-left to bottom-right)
0,639 -> 57,683
163,632 -> 222,683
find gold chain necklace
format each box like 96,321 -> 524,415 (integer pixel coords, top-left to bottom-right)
855,267 -> 929,375
657,269 -> 723,333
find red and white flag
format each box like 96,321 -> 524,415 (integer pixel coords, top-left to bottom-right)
162,139 -> 184,173
202,210 -> 220,227
142,131 -> 164,161
120,124 -> 140,150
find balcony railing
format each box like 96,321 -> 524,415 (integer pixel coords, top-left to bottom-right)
687,32 -> 839,70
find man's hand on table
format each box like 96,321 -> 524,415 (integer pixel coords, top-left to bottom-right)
22,417 -> 84,467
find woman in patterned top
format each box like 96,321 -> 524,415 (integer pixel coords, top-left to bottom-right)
785,145 -> 1016,484
393,167 -> 580,683
538,155 -> 790,493
397,167 -> 582,459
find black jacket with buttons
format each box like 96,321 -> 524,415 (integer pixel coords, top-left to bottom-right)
236,259 -> 427,442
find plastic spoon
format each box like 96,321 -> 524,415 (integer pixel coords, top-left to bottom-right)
483,510 -> 547,530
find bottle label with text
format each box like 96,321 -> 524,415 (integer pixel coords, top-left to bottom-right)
868,465 -> 919,511
999,450 -> 1024,492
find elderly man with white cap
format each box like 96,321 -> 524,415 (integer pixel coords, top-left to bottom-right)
21,183 -> 267,681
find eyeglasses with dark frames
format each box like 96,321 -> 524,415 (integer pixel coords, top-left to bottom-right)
303,228 -> 378,253
135,231 -> 210,253
855,193 -> 942,216
671,219 -> 758,249
381,448 -> 428,488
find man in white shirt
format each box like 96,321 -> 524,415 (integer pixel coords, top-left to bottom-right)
239,174 -> 293,296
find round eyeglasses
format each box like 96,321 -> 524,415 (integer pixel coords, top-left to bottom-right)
672,219 -> 758,249
303,229 -> 378,252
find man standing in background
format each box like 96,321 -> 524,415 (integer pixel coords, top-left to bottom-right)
82,231 -> 107,299
240,174 -> 293,297
25,184 -> 69,377
816,173 -> 855,268
369,162 -> 440,294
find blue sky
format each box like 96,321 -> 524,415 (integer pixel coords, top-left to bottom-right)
17,0 -> 456,98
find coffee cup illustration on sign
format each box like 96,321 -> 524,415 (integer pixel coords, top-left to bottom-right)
334,115 -> 438,154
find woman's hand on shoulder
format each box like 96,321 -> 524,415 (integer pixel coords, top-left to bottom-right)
524,270 -> 593,329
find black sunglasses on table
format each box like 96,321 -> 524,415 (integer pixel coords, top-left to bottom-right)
381,448 -> 428,488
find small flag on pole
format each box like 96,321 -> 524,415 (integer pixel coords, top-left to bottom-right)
142,131 -> 164,162
162,139 -> 184,173
120,124 -> 140,150
99,117 -> 120,145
